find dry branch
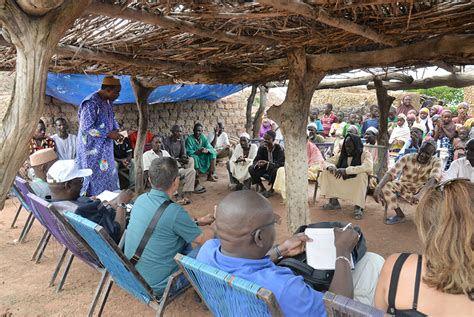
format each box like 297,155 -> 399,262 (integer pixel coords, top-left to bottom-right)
85,2 -> 278,46
259,0 -> 399,46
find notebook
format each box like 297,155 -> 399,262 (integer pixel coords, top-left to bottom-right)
305,228 -> 354,270
96,190 -> 120,202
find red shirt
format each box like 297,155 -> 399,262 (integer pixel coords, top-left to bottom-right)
29,137 -> 55,155
321,113 -> 337,137
128,130 -> 154,152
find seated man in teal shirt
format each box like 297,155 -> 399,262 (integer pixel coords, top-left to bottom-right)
197,191 -> 384,316
124,157 -> 215,296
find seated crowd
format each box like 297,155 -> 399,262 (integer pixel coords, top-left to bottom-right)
17,90 -> 473,316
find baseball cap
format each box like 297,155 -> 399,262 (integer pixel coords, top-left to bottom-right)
30,148 -> 57,167
47,160 -> 92,183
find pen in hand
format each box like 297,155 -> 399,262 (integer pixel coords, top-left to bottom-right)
342,223 -> 352,231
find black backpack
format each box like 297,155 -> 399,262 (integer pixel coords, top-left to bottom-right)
276,221 -> 366,292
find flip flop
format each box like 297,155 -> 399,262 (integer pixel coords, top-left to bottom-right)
177,197 -> 191,205
193,188 -> 206,194
321,203 -> 341,210
262,190 -> 275,198
384,215 -> 406,225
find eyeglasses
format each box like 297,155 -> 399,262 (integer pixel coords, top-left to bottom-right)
250,213 -> 281,237
435,178 -> 470,192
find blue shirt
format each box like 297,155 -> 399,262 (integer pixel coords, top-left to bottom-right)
395,138 -> 418,162
124,189 -> 202,295
314,119 -> 324,132
197,239 -> 327,317
361,118 -> 379,135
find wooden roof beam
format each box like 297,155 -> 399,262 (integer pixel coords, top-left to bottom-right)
54,44 -> 219,74
84,2 -> 278,47
258,0 -> 399,47
317,72 -> 413,90
367,72 -> 474,90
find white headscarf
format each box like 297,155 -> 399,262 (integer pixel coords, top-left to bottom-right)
389,114 -> 410,144
239,132 -> 250,140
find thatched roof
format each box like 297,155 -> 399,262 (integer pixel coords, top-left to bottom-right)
1,1 -> 473,84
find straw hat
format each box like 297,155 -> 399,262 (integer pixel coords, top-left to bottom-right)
29,148 -> 57,167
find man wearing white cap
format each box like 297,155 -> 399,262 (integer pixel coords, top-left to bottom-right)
226,132 -> 258,190
76,75 -> 123,196
47,160 -> 133,242
28,148 -> 58,199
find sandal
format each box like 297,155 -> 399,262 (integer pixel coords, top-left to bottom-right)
262,190 -> 274,198
384,215 -> 406,225
207,175 -> 218,182
177,197 -> 191,205
321,203 -> 341,210
353,207 -> 363,220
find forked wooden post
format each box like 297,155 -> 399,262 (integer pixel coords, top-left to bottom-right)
0,0 -> 92,209
268,48 -> 325,233
130,77 -> 153,194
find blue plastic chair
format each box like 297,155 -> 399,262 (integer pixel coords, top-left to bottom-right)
64,212 -> 187,317
323,292 -> 384,317
11,177 -> 36,243
174,253 -> 283,317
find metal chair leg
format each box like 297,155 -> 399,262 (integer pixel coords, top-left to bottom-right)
49,247 -> 68,287
56,253 -> 75,293
88,270 -> 109,317
31,231 -> 50,261
97,277 -> 114,317
10,205 -> 22,228
18,213 -> 34,243
35,232 -> 52,263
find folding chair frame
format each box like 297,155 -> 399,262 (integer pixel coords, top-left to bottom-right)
175,253 -> 283,317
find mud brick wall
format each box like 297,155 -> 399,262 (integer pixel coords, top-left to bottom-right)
40,95 -> 248,138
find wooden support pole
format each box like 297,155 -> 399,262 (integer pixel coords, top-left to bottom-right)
268,48 -> 325,233
130,77 -> 153,195
252,86 -> 268,139
0,0 -> 92,209
245,85 -> 258,135
317,73 -> 413,90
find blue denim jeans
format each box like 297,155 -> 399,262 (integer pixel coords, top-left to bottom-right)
167,244 -> 200,297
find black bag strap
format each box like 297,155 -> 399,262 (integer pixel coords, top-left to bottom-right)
130,200 -> 172,266
387,253 -> 411,314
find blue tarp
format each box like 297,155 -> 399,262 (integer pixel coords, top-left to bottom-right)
46,73 -> 245,106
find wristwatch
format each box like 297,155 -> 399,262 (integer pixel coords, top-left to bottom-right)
273,245 -> 283,260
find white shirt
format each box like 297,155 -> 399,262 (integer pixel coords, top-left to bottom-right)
208,132 -> 230,150
51,134 -> 77,160
443,157 -> 474,182
142,149 -> 170,171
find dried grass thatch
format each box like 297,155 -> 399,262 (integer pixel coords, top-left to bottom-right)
1,1 -> 473,84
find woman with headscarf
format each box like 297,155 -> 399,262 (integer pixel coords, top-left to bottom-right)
258,116 -> 273,139
434,109 -> 456,169
453,102 -> 471,125
389,114 -> 410,151
227,132 -> 258,190
319,134 -> 373,219
273,138 -> 324,200
429,105 -> 443,118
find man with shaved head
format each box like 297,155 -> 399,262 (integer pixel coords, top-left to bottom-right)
197,191 -> 384,315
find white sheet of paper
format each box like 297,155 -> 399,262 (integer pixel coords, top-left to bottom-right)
305,228 -> 354,270
96,190 -> 120,202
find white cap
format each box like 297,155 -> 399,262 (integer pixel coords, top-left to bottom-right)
47,160 -> 92,183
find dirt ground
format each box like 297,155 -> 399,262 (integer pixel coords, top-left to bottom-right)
0,163 -> 423,316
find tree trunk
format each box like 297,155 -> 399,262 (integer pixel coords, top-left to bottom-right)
0,0 -> 92,209
245,85 -> 258,134
268,48 -> 325,233
130,78 -> 152,195
252,85 -> 268,138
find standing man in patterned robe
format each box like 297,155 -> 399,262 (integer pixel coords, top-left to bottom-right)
76,76 -> 123,196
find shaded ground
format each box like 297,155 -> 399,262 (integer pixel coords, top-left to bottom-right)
0,163 -> 422,316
